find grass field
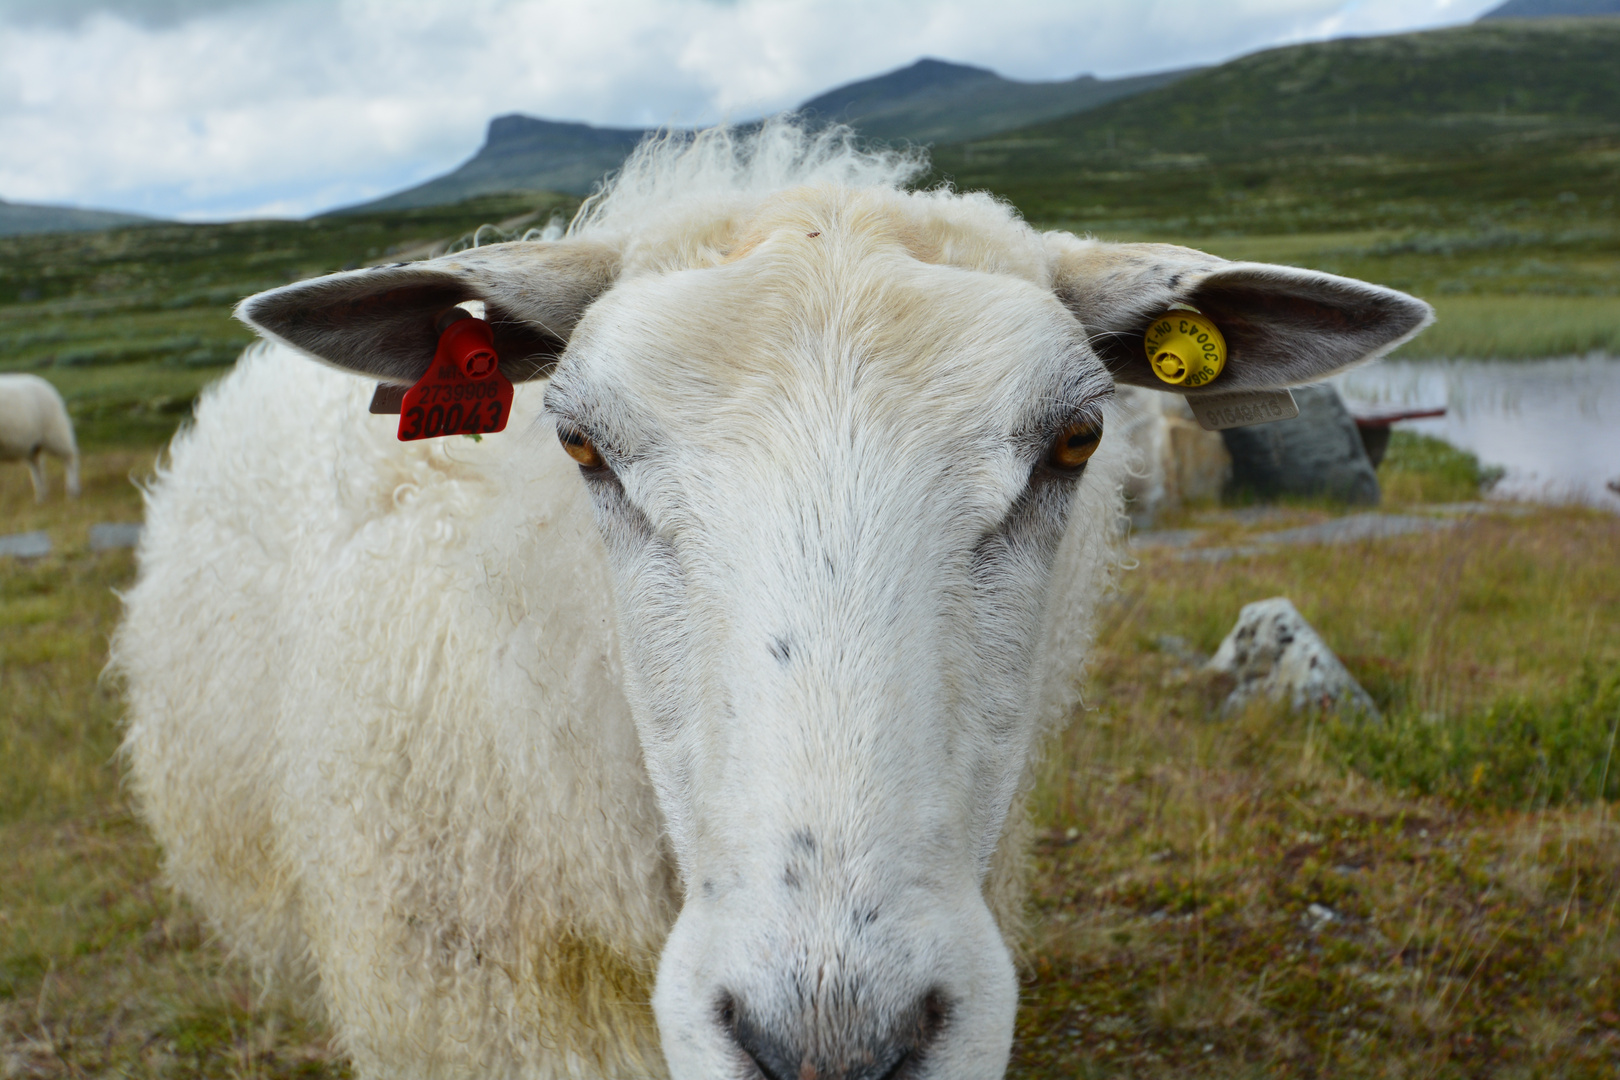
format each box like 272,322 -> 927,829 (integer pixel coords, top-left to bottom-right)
3,433 -> 1616,1078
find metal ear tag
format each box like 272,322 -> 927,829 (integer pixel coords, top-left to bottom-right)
369,383 -> 407,414
1187,389 -> 1299,431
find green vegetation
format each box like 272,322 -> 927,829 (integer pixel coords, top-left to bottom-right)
1395,294 -> 1620,358
936,20 -> 1620,231
1378,430 -> 1505,504
1332,663 -> 1620,808
0,192 -> 576,447
1011,486 -> 1619,1077
930,20 -> 1620,357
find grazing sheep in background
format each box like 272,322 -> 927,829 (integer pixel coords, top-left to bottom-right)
113,123 -> 1429,1080
0,373 -> 80,502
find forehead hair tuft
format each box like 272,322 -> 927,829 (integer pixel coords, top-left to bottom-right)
566,118 -> 1048,284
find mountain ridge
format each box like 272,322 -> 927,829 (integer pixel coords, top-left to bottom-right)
1479,0 -> 1620,18
334,58 -> 1195,214
0,197 -> 159,238
927,19 -> 1620,229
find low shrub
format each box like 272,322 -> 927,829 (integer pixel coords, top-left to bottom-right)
1377,430 -> 1503,503
1329,663 -> 1620,808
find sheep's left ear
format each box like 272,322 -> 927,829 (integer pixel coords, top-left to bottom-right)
237,240 -> 621,385
1046,234 -> 1432,393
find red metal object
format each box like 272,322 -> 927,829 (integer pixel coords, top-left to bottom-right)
1348,406 -> 1446,468
1351,406 -> 1446,429
397,316 -> 513,441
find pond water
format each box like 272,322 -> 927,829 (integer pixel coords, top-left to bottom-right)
1330,354 -> 1620,513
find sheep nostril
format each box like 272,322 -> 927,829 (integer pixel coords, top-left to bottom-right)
718,989 -> 948,1080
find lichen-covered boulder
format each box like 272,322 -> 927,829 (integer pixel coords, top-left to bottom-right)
1207,597 -> 1379,717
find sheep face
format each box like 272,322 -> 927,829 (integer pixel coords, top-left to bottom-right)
543,225 -> 1112,1080
235,170 -> 1429,1078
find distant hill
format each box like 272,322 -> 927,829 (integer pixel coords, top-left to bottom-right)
796,57 -> 1193,144
335,58 -> 1193,213
950,18 -> 1620,160
929,18 -> 1620,229
1479,0 -> 1620,17
349,116 -> 647,213
0,198 -> 157,237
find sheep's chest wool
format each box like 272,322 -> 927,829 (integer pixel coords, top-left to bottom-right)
113,122 -> 1430,1080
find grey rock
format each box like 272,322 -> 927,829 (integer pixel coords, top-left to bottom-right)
1305,903 -> 1340,932
1197,506 -> 1296,526
1221,384 -> 1380,505
1425,501 -> 1538,517
1207,597 -> 1379,718
1156,512 -> 1455,564
1246,513 -> 1452,546
1129,528 -> 1205,549
90,522 -> 143,551
1172,545 -> 1259,563
0,530 -> 51,558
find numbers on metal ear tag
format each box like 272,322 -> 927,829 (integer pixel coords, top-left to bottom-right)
397,314 -> 514,441
1187,389 -> 1299,431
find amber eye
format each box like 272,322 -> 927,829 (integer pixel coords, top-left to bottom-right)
557,425 -> 605,469
1048,417 -> 1103,471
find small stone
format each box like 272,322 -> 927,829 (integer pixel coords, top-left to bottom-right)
1308,903 -> 1337,925
1206,597 -> 1379,718
0,531 -> 51,558
90,522 -> 144,551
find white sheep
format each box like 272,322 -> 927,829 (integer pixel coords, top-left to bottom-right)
113,123 -> 1429,1080
0,373 -> 80,501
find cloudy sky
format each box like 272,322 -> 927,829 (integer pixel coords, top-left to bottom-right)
0,0 -> 1501,221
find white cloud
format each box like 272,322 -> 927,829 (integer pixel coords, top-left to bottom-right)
0,0 -> 1503,220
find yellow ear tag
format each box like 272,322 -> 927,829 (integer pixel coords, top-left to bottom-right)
1144,305 -> 1227,388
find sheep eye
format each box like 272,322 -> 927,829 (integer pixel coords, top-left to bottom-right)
1048,417 -> 1102,471
557,425 -> 605,469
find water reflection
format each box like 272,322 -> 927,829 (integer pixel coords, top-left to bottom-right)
1331,354 -> 1620,512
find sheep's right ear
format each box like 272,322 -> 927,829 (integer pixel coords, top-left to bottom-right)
236,240 -> 621,384
1046,234 -> 1431,393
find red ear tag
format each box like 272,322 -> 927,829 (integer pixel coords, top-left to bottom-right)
397,317 -> 514,441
